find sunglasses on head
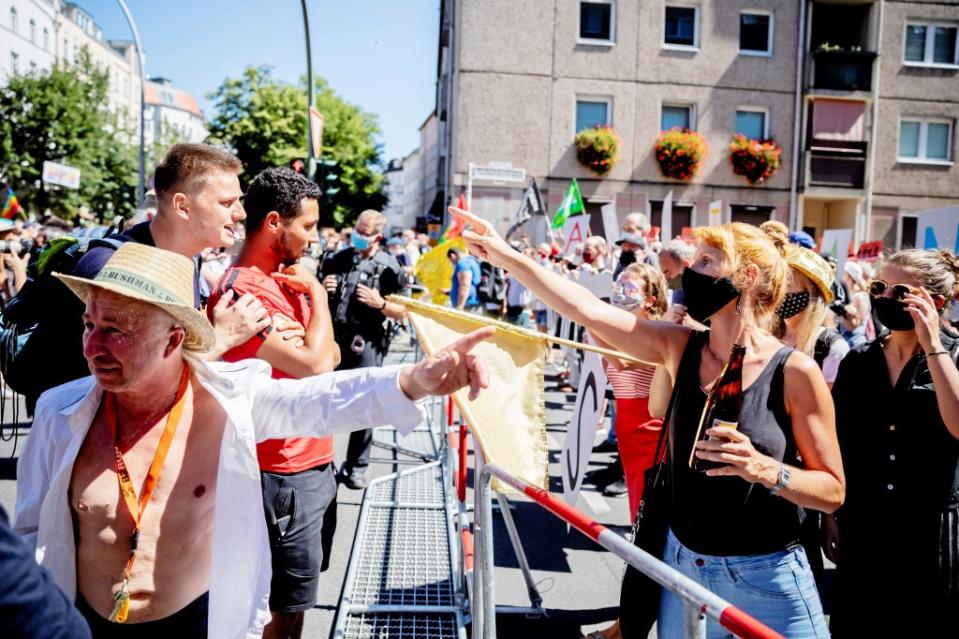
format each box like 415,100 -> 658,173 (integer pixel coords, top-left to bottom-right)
868,279 -> 919,300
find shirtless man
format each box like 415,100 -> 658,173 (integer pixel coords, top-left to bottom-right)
15,243 -> 492,638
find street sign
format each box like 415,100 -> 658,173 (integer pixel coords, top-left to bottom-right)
469,164 -> 526,183
309,107 -> 325,157
42,161 -> 81,189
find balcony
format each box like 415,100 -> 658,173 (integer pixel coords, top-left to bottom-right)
807,139 -> 867,189
811,50 -> 877,92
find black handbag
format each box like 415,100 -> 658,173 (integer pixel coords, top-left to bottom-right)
619,386 -> 676,638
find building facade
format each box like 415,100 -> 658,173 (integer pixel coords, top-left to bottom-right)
2,1 -> 143,135
382,157 -> 406,230
436,0 -> 959,248
144,77 -> 208,146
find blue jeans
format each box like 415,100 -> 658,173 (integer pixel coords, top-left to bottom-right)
659,529 -> 828,639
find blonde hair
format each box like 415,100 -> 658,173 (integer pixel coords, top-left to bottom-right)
619,262 -> 669,318
694,222 -> 789,317
767,269 -> 829,356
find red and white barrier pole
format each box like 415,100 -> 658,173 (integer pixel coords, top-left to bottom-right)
478,464 -> 785,639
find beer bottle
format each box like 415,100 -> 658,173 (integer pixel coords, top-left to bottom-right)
690,343 -> 746,472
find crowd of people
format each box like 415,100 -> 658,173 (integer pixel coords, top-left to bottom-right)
452,203 -> 959,639
0,140 -> 957,639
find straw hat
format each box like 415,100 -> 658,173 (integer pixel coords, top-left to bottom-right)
54,243 -> 215,352
788,247 -> 835,303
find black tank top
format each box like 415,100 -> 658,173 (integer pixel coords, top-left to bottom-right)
668,331 -> 803,556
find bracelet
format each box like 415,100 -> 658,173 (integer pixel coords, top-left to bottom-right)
379,300 -> 388,311
927,350 -> 950,357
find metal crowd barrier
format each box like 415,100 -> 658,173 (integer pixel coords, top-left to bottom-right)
471,458 -> 787,639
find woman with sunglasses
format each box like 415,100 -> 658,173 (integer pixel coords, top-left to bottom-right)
827,249 -> 959,637
581,263 -> 670,639
453,207 -> 843,638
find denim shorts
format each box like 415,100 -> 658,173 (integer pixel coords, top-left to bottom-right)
658,528 -> 829,639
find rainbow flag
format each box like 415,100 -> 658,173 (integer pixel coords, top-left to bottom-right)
0,184 -> 22,220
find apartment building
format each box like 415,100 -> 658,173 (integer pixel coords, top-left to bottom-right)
2,1 -> 143,134
144,77 -> 208,146
434,0 -> 958,248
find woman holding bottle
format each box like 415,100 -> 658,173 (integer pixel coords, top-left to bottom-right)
453,207 -> 843,638
828,249 -> 959,637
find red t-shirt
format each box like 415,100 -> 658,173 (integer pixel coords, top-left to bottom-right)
208,266 -> 334,473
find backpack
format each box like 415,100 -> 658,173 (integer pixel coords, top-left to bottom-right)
813,327 -> 843,368
0,231 -> 124,404
477,260 -> 506,305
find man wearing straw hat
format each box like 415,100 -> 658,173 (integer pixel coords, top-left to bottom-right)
13,243 -> 493,638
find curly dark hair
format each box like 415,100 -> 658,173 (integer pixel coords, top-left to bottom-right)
243,168 -> 321,232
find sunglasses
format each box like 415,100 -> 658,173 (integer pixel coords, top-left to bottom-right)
868,279 -> 919,300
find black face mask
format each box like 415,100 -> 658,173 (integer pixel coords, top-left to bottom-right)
619,250 -> 636,268
873,296 -> 915,332
776,292 -> 810,320
681,267 -> 740,323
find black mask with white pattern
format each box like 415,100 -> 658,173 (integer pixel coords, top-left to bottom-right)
776,291 -> 810,320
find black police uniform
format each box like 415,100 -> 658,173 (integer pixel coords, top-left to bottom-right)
320,246 -> 407,477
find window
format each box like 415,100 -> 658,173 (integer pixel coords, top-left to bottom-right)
579,1 -> 614,43
10,52 -> 18,74
736,108 -> 768,139
739,12 -> 772,55
661,104 -> 693,131
9,7 -> 17,33
664,6 -> 698,48
898,117 -> 953,163
730,205 -> 774,226
43,27 -> 49,51
29,18 -> 35,43
575,98 -> 611,132
904,22 -> 958,66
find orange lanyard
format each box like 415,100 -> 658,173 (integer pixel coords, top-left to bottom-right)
106,364 -> 190,623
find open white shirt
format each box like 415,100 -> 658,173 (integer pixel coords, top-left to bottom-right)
13,355 -> 426,638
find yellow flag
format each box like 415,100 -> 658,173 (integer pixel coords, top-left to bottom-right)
392,295 -> 548,493
413,238 -> 466,307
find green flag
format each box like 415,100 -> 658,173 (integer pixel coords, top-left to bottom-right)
551,179 -> 584,230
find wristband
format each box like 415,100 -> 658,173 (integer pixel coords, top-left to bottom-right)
927,350 -> 950,357
379,300 -> 388,311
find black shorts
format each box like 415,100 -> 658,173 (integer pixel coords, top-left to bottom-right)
76,592 -> 208,638
261,463 -> 338,613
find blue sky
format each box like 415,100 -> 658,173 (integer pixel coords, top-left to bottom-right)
80,0 -> 440,162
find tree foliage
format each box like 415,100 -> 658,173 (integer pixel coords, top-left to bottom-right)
0,50 -> 138,221
207,66 -> 385,227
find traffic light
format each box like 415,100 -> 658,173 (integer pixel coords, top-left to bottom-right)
316,157 -> 339,205
290,158 -> 306,174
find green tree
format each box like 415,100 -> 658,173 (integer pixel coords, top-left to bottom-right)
207,66 -> 386,226
0,50 -> 138,221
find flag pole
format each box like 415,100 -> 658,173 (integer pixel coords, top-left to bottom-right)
389,295 -> 656,369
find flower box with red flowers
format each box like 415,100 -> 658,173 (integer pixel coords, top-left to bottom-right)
728,134 -> 783,185
655,128 -> 707,181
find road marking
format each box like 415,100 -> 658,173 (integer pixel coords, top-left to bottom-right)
579,490 -> 611,515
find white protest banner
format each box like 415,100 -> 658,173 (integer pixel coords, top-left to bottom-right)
562,214 -> 591,256
917,206 -> 959,252
42,161 -> 81,189
601,202 -> 620,245
660,191 -> 674,242
820,229 -> 853,277
561,346 -> 606,507
708,200 -> 723,227
309,107 -> 325,157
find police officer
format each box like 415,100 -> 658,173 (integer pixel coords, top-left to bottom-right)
321,209 -> 409,488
